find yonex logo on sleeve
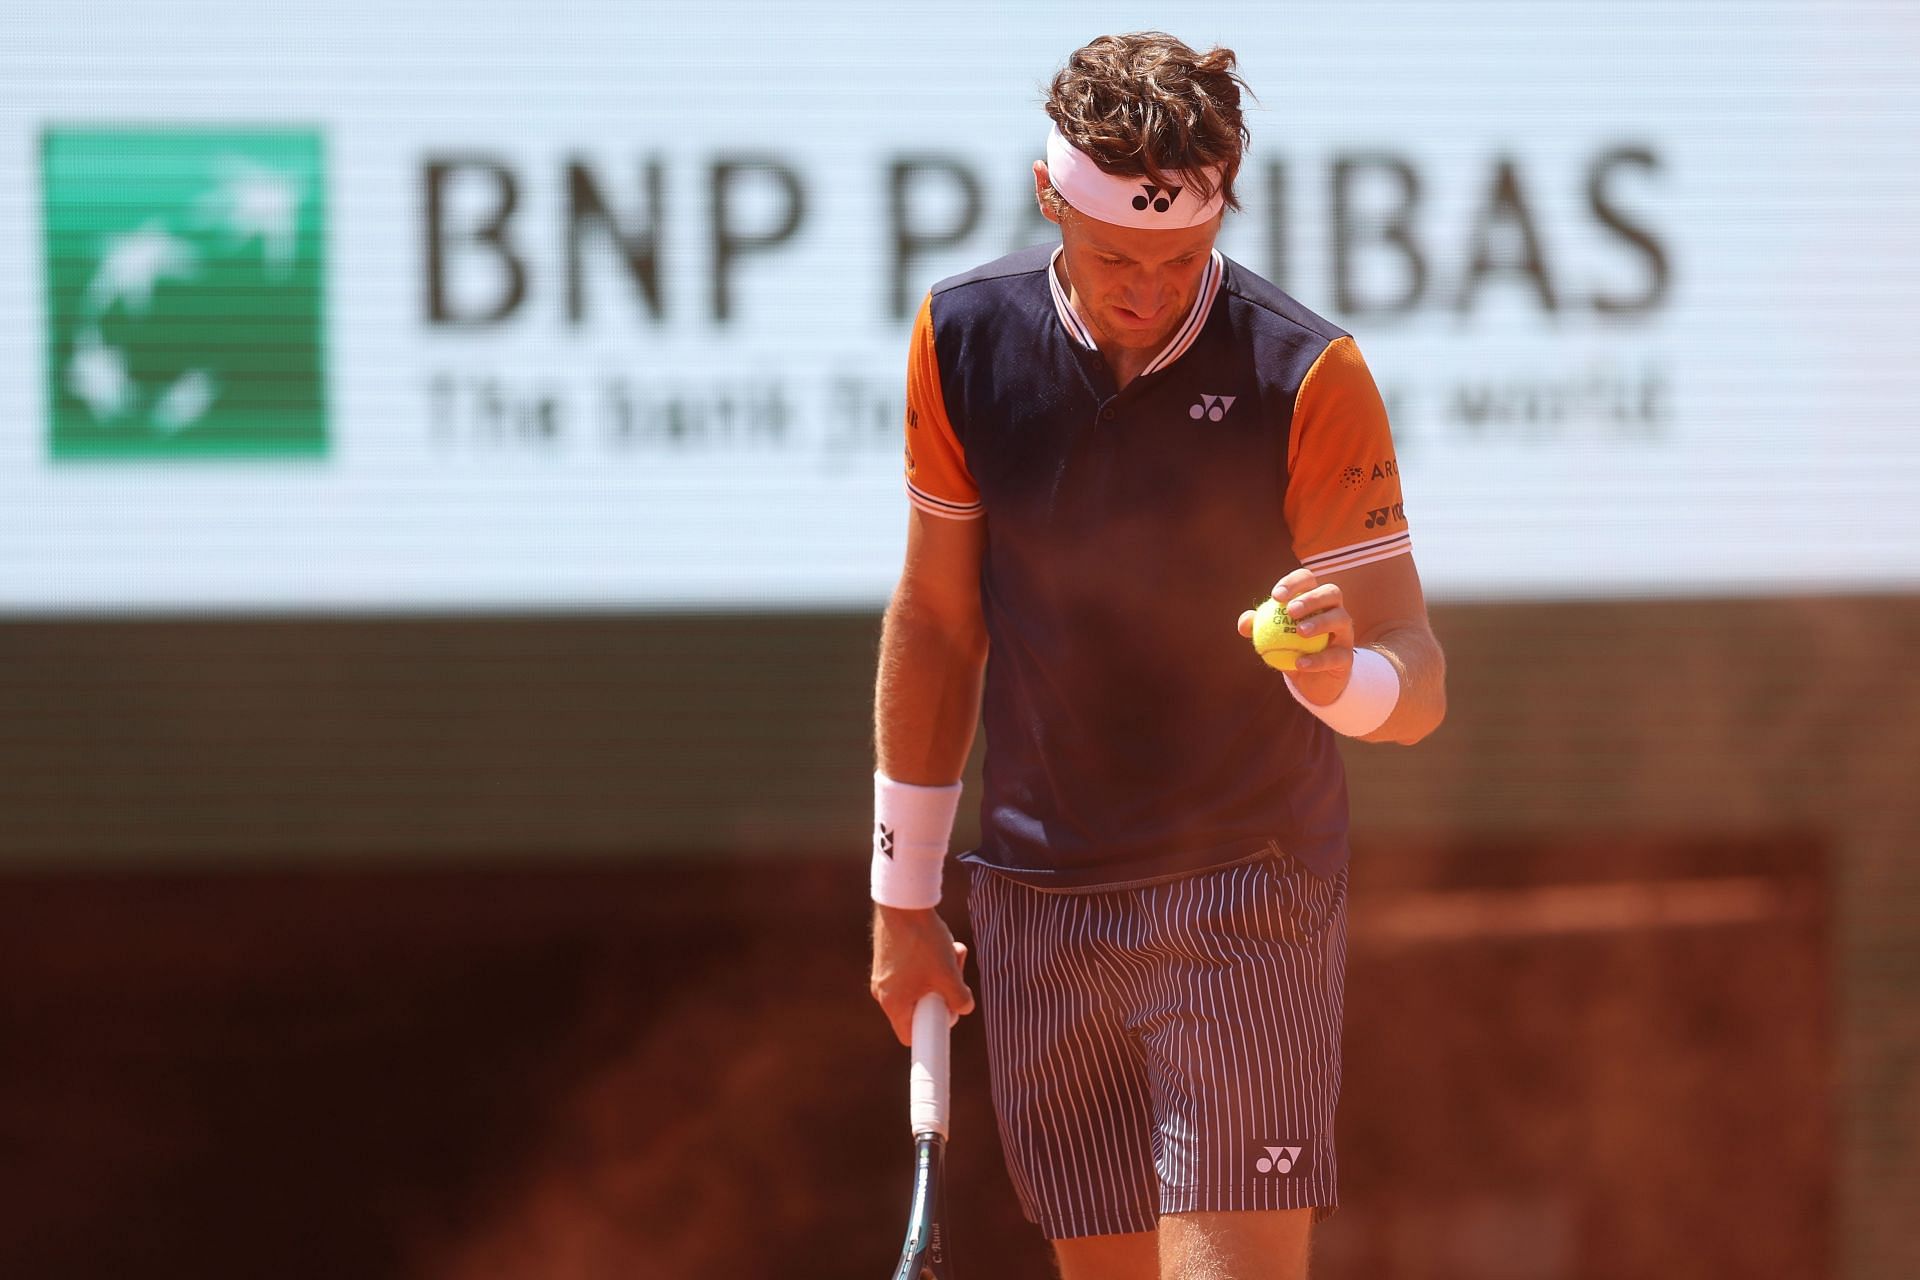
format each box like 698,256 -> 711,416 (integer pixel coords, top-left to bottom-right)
1255,1144 -> 1305,1174
1189,394 -> 1236,422
1132,183 -> 1183,213
1364,503 -> 1406,529
876,822 -> 895,858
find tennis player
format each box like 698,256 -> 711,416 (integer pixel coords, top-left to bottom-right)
869,32 -> 1446,1280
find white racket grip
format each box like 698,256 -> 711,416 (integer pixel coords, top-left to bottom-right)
908,992 -> 951,1139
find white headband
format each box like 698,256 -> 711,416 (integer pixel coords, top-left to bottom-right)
1044,124 -> 1226,230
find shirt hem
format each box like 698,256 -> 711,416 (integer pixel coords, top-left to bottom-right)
960,831 -> 1351,892
960,836 -> 1282,893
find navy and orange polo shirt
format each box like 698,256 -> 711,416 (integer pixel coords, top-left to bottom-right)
903,243 -> 1411,889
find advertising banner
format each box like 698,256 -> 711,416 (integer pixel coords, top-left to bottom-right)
3,1 -> 1915,613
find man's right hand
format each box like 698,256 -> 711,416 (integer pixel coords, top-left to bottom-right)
870,903 -> 976,1046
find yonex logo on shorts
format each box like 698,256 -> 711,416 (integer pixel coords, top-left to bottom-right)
1254,1143 -> 1305,1175
1189,394 -> 1236,422
1132,183 -> 1182,213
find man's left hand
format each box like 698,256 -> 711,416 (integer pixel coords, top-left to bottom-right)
1236,567 -> 1354,705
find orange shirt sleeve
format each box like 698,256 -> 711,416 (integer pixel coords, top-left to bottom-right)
902,293 -> 982,520
1284,335 -> 1412,574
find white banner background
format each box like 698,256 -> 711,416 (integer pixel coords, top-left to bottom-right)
2,0 -> 1915,614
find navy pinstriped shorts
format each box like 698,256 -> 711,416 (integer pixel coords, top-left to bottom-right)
966,850 -> 1349,1239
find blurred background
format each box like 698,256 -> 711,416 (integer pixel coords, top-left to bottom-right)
2,1 -> 1915,1276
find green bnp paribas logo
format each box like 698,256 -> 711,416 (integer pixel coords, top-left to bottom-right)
42,128 -> 327,459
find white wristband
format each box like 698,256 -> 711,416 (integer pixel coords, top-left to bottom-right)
1284,646 -> 1401,737
871,769 -> 962,908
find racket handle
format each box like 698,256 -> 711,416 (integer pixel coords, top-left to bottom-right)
909,992 -> 951,1140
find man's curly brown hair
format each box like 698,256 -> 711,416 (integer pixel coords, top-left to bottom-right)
1044,32 -> 1252,218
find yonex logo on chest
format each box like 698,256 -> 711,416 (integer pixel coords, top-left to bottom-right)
1190,394 -> 1236,422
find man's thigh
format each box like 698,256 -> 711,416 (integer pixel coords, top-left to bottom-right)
1052,1229 -> 1157,1280
1051,1210 -> 1315,1280
1158,1208 -> 1315,1279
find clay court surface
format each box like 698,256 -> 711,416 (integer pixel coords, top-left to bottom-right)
0,837 -> 1826,1278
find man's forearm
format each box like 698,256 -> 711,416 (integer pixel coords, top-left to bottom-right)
1357,623 -> 1447,746
869,600 -> 981,1043
874,598 -> 989,784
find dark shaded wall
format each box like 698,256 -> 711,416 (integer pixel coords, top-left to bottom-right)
0,597 -> 1914,1276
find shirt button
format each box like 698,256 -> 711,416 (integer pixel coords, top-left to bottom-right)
1100,407 -> 1116,422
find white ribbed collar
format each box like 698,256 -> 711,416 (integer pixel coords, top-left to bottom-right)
1046,246 -> 1224,379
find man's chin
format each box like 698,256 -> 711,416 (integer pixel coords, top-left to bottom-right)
1096,319 -> 1177,353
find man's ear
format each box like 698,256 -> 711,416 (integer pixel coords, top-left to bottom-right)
1032,160 -> 1063,226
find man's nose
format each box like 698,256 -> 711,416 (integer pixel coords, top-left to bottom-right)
1125,276 -> 1171,314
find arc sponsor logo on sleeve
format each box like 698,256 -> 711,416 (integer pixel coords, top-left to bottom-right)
1343,460 -> 1398,491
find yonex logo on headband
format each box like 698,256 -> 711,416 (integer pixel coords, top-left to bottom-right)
1134,184 -> 1182,213
1045,124 -> 1224,230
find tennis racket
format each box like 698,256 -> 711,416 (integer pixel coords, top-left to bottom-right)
889,991 -> 954,1279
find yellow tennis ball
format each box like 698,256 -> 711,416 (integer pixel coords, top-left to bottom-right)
1251,597 -> 1331,671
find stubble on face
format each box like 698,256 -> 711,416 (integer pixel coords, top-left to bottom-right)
1055,209 -> 1221,356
